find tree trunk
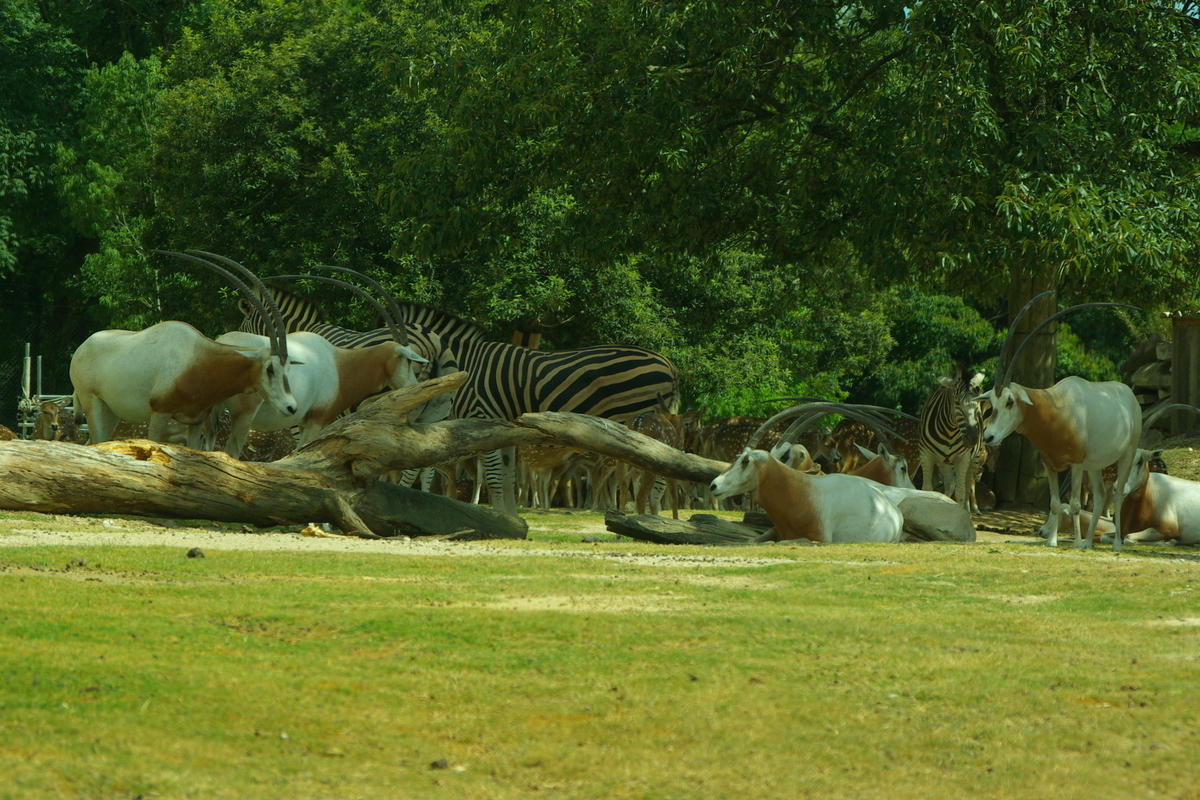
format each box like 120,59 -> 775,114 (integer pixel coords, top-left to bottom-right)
0,372 -> 729,538
994,267 -> 1057,505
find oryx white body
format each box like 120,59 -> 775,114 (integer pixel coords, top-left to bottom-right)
1112,448 -> 1200,545
710,448 -> 903,544
216,330 -> 427,458
981,376 -> 1140,551
71,321 -> 300,449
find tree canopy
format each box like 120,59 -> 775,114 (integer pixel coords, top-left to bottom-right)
1,0 -> 1197,428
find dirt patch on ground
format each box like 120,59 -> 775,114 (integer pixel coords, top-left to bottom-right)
0,504 -> 1046,557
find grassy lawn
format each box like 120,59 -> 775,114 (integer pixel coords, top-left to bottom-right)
2,509 -> 1200,799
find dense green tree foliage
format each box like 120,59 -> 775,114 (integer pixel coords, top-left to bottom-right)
2,0 -> 1199,431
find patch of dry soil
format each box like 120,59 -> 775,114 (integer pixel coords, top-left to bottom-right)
0,506 -> 1044,562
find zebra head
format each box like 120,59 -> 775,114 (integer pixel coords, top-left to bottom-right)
940,363 -> 986,449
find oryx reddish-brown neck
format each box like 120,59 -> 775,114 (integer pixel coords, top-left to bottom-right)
852,456 -> 889,485
1120,465 -> 1164,538
755,456 -> 823,542
152,350 -> 262,419
326,345 -> 398,420
1012,386 -> 1088,472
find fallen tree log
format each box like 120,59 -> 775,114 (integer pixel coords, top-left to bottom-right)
0,372 -> 730,539
604,511 -> 768,545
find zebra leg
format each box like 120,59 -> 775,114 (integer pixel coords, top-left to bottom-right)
463,458 -> 484,504
920,451 -> 937,492
483,447 -> 520,516
951,455 -> 972,512
482,449 -> 503,509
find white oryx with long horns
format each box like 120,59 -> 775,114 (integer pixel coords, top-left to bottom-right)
1098,404 -> 1200,547
978,292 -> 1141,551
215,273 -> 428,458
710,446 -> 904,544
70,250 -> 302,448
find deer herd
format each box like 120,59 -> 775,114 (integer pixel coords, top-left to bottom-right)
11,259 -> 1200,551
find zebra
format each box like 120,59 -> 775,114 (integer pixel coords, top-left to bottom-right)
388,303 -> 679,516
238,281 -> 460,422
918,363 -> 987,512
239,284 -> 680,516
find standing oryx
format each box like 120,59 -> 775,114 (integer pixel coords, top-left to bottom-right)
239,281 -> 680,517
216,274 -> 428,458
979,292 -> 1141,551
71,251 -> 302,448
236,275 -> 459,420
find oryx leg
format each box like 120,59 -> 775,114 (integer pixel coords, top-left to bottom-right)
1040,463 -> 1067,547
79,397 -> 119,444
1081,469 -> 1107,549
222,394 -> 263,458
753,527 -> 779,544
1064,465 -> 1087,549
1121,528 -> 1167,544
146,412 -> 175,445
1110,449 -> 1136,554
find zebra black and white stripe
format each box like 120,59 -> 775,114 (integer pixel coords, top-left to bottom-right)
239,283 -> 459,421
241,285 -> 680,515
388,304 -> 679,515
918,363 -> 986,512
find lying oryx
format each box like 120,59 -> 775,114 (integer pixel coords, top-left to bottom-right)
710,447 -> 903,544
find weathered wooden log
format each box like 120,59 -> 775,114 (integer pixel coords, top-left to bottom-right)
604,511 -> 767,545
0,371 -> 731,539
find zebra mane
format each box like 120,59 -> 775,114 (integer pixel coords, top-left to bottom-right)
393,301 -> 489,343
265,282 -> 326,317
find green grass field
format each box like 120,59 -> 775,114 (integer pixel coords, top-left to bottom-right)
3,509 -> 1200,800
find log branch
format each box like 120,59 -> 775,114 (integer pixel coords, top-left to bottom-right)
0,370 -> 728,539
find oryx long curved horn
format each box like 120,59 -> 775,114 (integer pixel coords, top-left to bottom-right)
748,402 -> 901,454
1000,301 -> 1141,389
762,396 -> 830,406
156,250 -> 288,361
764,398 -> 921,427
815,402 -> 906,456
836,403 -> 922,426
311,265 -> 410,347
265,275 -> 407,346
186,249 -> 292,355
995,290 -> 1055,389
1140,403 -> 1200,443
777,404 -> 919,449
747,402 -> 837,450
779,412 -> 839,446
